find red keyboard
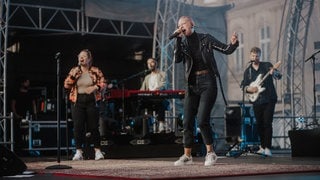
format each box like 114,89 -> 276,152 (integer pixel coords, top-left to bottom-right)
106,89 -> 185,99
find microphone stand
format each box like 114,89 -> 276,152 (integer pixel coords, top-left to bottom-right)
228,82 -> 247,158
117,70 -> 150,132
305,50 -> 320,126
229,62 -> 254,158
117,70 -> 150,85
46,52 -> 72,170
64,92 -> 70,160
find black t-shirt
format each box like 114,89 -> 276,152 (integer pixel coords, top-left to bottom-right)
187,32 -> 207,73
12,90 -> 35,118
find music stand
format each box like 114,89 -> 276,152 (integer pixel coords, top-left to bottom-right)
46,52 -> 72,169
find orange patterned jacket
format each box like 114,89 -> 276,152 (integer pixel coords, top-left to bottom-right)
64,66 -> 107,103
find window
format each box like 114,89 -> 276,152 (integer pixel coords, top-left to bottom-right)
260,26 -> 271,61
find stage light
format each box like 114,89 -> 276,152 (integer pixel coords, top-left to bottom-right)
133,50 -> 144,61
7,42 -> 20,53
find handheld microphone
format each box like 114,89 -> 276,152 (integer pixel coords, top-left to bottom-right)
169,29 -> 185,40
144,69 -> 151,73
77,62 -> 82,74
169,32 -> 180,40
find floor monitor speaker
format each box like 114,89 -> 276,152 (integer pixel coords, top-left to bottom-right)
0,145 -> 27,176
289,128 -> 320,157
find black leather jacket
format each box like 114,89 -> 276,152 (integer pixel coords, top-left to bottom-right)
174,32 -> 239,82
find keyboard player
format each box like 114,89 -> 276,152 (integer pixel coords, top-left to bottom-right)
139,57 -> 169,133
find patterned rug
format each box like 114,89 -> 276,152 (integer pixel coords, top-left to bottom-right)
24,155 -> 320,179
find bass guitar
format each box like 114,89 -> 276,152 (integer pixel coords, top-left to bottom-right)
247,61 -> 281,102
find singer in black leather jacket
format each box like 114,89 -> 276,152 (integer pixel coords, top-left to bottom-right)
173,16 -> 239,166
175,33 -> 239,80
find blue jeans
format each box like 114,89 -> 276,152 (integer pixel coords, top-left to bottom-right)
183,74 -> 217,148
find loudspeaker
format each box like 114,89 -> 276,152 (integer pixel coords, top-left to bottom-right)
225,106 -> 242,138
0,145 -> 27,176
225,106 -> 259,143
289,128 -> 320,157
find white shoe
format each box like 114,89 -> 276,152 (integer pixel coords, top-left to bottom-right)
264,148 -> 272,157
204,152 -> 217,166
256,146 -> 265,154
158,121 -> 165,133
72,151 -> 83,161
95,150 -> 104,160
174,154 -> 193,166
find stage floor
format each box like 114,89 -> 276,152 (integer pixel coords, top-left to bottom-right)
3,150 -> 320,180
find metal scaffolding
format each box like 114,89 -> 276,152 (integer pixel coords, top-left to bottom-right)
281,0 -> 314,118
277,0 -> 314,149
7,2 -> 153,39
0,0 -> 10,144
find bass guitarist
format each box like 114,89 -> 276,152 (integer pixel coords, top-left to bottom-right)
242,47 -> 282,157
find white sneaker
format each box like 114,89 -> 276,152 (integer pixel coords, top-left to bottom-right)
95,150 -> 104,160
204,152 -> 217,166
256,146 -> 265,154
158,121 -> 165,133
72,151 -> 83,161
174,154 -> 193,166
264,148 -> 272,157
